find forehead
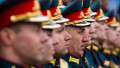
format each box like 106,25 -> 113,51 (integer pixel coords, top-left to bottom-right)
60,23 -> 65,27
21,23 -> 41,27
72,26 -> 85,30
97,20 -> 106,24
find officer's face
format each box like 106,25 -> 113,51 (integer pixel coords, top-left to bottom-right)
106,28 -> 118,46
2,24 -> 50,64
116,31 -> 120,47
40,29 -> 59,65
52,24 -> 72,58
84,21 -> 99,46
96,20 -> 108,43
83,26 -> 91,47
90,21 -> 99,40
66,26 -> 89,56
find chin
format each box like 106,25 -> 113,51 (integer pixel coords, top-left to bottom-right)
41,57 -> 54,65
85,42 -> 91,47
98,38 -> 105,43
61,49 -> 68,56
79,51 -> 84,56
91,35 -> 97,40
63,51 -> 68,55
49,56 -> 54,61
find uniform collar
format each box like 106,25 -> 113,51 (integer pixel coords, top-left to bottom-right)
115,48 -> 120,52
81,49 -> 87,58
92,43 -> 99,52
50,57 -> 60,66
86,45 -> 91,50
111,50 -> 118,55
62,53 -> 82,65
103,49 -> 111,54
0,57 -> 29,68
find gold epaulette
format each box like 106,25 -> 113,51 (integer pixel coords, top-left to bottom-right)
30,66 -> 36,68
112,51 -> 118,55
115,48 -> 120,52
69,56 -> 79,65
11,65 -> 16,68
86,45 -> 91,50
103,49 -> 111,54
93,45 -> 98,52
81,54 -> 83,58
50,59 -> 56,66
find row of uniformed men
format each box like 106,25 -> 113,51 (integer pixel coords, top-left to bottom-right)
0,0 -> 120,68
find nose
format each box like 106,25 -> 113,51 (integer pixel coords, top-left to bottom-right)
89,26 -> 95,34
40,30 -> 49,43
82,35 -> 89,42
82,28 -> 89,42
116,31 -> 119,36
52,36 -> 59,46
64,31 -> 72,41
104,24 -> 109,31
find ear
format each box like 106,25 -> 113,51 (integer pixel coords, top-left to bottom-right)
0,28 -> 16,47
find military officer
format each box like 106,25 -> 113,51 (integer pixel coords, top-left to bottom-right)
0,0 -> 56,68
31,0 -> 63,68
43,0 -> 72,68
89,0 -> 110,68
103,10 -> 120,68
116,24 -> 120,64
60,0 -> 92,68
97,10 -> 119,68
81,0 -> 101,67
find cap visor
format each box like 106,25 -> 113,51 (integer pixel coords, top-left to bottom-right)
116,28 -> 120,31
27,15 -> 50,23
97,16 -> 109,21
58,5 -> 66,9
74,21 -> 91,27
90,12 -> 97,16
53,17 -> 69,24
85,17 -> 95,22
42,22 -> 60,29
110,23 -> 119,27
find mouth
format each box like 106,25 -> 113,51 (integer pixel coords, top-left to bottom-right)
88,35 -> 91,37
51,48 -> 55,55
65,43 -> 69,48
80,45 -> 85,50
39,47 -> 45,54
88,34 -> 93,37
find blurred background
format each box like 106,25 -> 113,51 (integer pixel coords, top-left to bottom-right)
62,0 -> 120,22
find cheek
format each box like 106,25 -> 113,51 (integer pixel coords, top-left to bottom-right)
96,28 -> 103,36
72,36 -> 82,50
76,35 -> 83,44
44,44 -> 52,58
20,34 -> 40,48
54,35 -> 65,51
45,41 -> 53,53
13,33 -> 41,56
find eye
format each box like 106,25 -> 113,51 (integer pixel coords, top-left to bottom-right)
47,32 -> 52,37
43,29 -> 52,37
78,28 -> 85,34
58,27 -> 64,33
33,27 -> 40,33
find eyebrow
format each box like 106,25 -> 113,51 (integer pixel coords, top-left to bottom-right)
43,29 -> 53,32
